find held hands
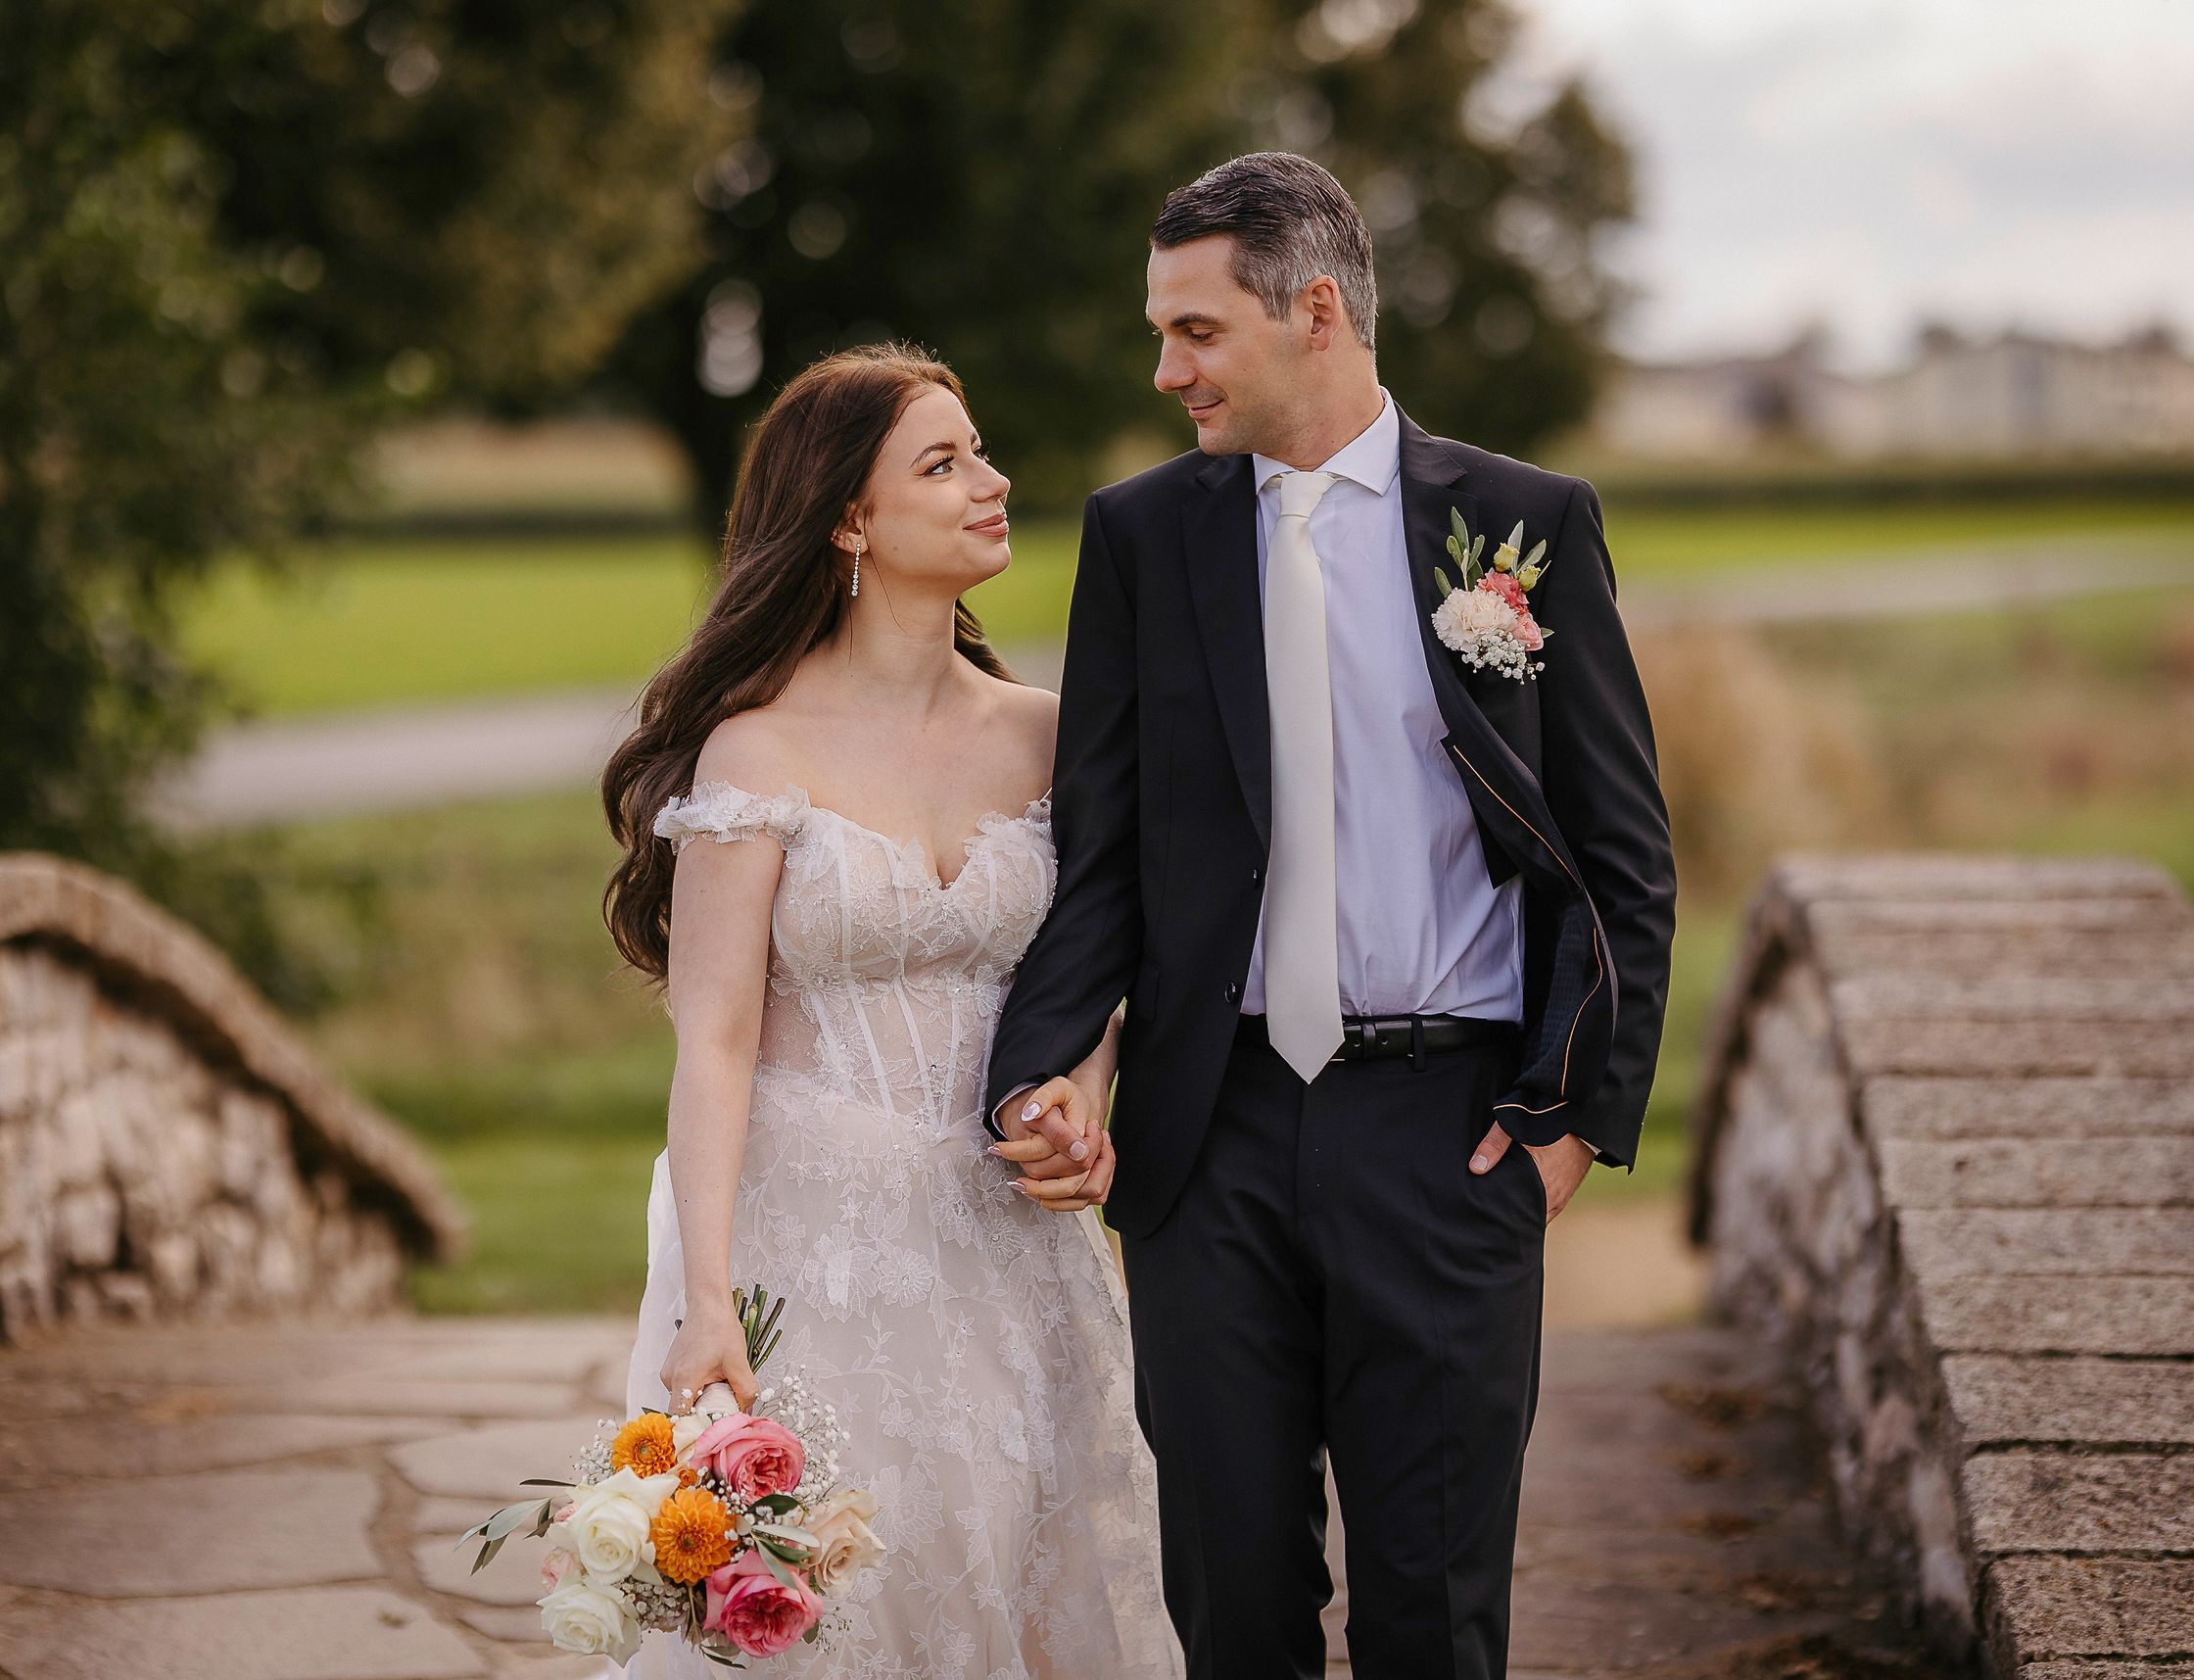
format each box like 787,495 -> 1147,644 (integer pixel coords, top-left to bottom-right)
989,1074 -> 1115,1214
1467,1123 -> 1595,1224
660,1295 -> 760,1415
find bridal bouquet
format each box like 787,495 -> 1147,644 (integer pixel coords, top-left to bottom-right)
1431,512 -> 1554,681
458,1287 -> 882,1666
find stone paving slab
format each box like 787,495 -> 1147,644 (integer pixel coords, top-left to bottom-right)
0,1466 -> 383,1597
0,1411 -> 452,1489
1963,1452 -> 2193,1555
0,1583 -> 486,1680
1862,1077 -> 2194,1139
1877,1136 -> 2194,1207
1913,1273 -> 2194,1357
1941,1356 -> 2194,1447
387,1416 -> 609,1501
1895,1207 -> 2194,1275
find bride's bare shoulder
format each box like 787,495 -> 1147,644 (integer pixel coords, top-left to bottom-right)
984,675 -> 1059,785
692,707 -> 807,795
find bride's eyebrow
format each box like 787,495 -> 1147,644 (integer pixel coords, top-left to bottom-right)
910,441 -> 956,466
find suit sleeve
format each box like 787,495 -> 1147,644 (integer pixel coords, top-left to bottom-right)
981,494 -> 1144,1138
1535,478 -> 1677,1168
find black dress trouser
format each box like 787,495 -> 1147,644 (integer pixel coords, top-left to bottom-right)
1118,1029 -> 1547,1680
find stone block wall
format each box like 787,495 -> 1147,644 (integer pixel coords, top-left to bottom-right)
0,855 -> 463,1341
1690,855 -> 2194,1678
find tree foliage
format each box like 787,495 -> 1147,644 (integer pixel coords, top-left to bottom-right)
614,0 -> 1633,524
0,0 -> 735,994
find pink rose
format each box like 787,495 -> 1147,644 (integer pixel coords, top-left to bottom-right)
540,1548 -> 576,1592
1478,571 -> 1529,613
1513,609 -> 1546,651
689,1412 -> 806,1501
703,1551 -> 822,1656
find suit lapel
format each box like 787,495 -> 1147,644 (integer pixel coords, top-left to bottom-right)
1396,413 -> 1580,888
1183,454 -> 1272,850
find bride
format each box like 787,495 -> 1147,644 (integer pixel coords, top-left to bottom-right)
596,344 -> 1181,1678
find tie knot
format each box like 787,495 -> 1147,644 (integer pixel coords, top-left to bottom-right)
1274,469 -> 1337,520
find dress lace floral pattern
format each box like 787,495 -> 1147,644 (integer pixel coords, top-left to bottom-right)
613,782 -> 1181,1680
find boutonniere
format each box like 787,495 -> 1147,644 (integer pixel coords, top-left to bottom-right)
1431,511 -> 1552,681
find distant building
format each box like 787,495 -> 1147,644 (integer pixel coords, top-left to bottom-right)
1588,325 -> 2194,462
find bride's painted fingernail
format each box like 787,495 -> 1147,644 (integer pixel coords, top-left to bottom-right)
1022,1099 -> 1043,1121
1069,1140 -> 1088,1161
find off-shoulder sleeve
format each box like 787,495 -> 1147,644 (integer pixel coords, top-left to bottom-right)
652,781 -> 810,854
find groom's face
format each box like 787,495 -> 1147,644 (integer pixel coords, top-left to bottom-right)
1146,235 -> 1301,457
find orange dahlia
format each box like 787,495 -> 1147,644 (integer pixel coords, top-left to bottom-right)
610,1412 -> 679,1477
649,1485 -> 736,1584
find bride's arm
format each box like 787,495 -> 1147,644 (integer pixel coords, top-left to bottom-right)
658,829 -> 783,1412
1067,1000 -> 1127,1112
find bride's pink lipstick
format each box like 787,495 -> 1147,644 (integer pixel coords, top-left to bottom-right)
965,510 -> 1010,537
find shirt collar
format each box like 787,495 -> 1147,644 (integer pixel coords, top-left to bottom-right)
1252,387 -> 1401,501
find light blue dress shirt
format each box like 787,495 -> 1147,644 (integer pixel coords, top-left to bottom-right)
1243,391 -> 1527,1026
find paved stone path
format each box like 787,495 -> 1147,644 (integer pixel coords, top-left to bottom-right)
158,537 -> 2191,830
0,1313 -> 1946,1679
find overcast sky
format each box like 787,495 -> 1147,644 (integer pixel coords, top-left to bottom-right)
1507,0 -> 2194,368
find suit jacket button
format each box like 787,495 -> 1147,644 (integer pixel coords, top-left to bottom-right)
1249,865 -> 1264,885
1224,982 -> 1242,1003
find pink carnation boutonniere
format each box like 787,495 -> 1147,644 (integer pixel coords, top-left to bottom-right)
1430,511 -> 1553,682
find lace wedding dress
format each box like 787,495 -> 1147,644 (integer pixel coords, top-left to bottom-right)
608,780 -> 1181,1680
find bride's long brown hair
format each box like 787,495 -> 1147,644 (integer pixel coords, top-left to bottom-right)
601,343 -> 1015,980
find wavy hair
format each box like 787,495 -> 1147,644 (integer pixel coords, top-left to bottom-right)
601,343 -> 1014,979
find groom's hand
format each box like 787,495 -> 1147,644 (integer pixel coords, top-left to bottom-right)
1467,1123 -> 1595,1223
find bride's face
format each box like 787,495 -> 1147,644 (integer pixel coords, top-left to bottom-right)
852,386 -> 1012,599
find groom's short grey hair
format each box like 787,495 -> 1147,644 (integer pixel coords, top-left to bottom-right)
1151,152 -> 1378,352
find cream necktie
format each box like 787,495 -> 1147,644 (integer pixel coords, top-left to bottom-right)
1263,469 -> 1344,1081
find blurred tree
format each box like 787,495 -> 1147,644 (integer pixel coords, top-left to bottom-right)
617,0 -> 1629,527
609,0 -> 1264,523
1242,0 -> 1634,460
0,0 -> 735,1001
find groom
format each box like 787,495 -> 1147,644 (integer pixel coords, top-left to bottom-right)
986,153 -> 1675,1679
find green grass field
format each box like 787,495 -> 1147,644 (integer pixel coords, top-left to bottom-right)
183,497 -> 2194,717
209,495 -> 2194,1314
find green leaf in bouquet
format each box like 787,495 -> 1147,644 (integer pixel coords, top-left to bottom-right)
1448,507 -> 1472,552
519,1477 -> 576,1487
459,1497 -> 552,1549
699,1644 -> 748,1667
757,1548 -> 809,1594
733,1284 -> 789,1374
755,1522 -> 821,1563
1445,533 -> 1463,562
753,1491 -> 802,1516
805,1620 -> 823,1643
1432,565 -> 1455,599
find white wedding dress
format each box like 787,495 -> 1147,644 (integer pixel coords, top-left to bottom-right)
609,780 -> 1181,1679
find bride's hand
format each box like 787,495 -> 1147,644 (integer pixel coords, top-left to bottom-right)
991,1075 -> 1113,1212
662,1297 -> 760,1414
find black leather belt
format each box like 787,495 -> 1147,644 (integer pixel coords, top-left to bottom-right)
1235,1012 -> 1520,1067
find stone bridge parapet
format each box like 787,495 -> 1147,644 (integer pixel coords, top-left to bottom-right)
1691,853 -> 2194,1677
0,852 -> 464,1340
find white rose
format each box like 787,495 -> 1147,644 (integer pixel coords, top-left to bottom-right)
671,1411 -> 711,1456
804,1488 -> 884,1597
563,1467 -> 679,1585
540,1576 -> 644,1663
1432,585 -> 1517,651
